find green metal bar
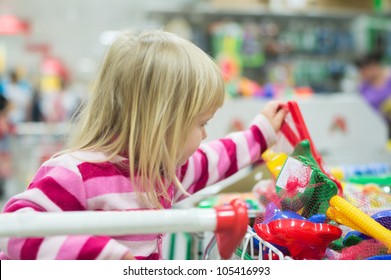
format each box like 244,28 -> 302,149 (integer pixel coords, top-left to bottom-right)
235,247 -> 253,260
169,233 -> 176,260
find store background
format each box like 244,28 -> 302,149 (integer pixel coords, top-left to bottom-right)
1,0 -> 391,260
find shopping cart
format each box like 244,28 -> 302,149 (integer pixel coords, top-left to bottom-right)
204,225 -> 290,260
6,122 -> 67,198
0,199 -> 286,260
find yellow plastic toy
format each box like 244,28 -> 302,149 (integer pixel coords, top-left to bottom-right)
329,167 -> 344,181
327,195 -> 391,251
261,149 -> 288,179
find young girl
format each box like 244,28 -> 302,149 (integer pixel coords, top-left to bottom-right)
0,30 -> 287,260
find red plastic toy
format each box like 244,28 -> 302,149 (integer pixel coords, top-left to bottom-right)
254,219 -> 342,259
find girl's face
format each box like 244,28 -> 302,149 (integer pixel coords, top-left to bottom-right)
178,111 -> 215,166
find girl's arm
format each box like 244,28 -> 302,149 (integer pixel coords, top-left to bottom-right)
177,114 -> 277,200
0,166 -> 131,260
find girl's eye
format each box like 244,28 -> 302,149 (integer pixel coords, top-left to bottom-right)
202,122 -> 208,127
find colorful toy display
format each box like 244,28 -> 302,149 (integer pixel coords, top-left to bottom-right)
209,18 -> 353,95
251,100 -> 391,260
256,143 -> 391,259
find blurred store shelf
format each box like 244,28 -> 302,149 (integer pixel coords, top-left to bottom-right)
148,1 -> 370,19
13,122 -> 71,136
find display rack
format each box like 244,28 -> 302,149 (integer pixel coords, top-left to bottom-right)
147,2 -> 364,19
147,2 -> 362,93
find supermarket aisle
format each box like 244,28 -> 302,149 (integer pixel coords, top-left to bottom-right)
0,0 -> 391,265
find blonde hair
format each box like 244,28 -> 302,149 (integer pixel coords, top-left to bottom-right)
67,30 -> 225,208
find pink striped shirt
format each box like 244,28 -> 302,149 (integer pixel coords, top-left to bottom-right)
0,115 -> 275,259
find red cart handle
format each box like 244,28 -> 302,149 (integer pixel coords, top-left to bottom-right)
214,199 -> 248,259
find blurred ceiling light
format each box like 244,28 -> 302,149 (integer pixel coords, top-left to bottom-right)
0,14 -> 30,35
99,31 -> 119,45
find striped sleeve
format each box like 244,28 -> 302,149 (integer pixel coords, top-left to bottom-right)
0,158 -> 130,260
176,114 -> 276,201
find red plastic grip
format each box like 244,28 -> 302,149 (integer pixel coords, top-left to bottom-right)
287,101 -> 323,167
281,120 -> 301,147
214,199 -> 248,259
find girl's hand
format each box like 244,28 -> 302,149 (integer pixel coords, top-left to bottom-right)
122,252 -> 136,260
261,101 -> 288,133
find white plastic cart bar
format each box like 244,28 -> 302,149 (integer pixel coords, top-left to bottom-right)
0,208 -> 217,237
0,199 -> 249,259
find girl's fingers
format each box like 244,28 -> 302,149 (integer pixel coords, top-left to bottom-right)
274,107 -> 288,130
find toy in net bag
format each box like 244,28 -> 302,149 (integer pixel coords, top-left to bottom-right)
254,140 -> 342,259
274,139 -> 339,218
259,101 -> 340,218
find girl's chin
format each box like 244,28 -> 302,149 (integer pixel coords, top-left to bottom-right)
177,157 -> 189,167
177,161 -> 186,167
